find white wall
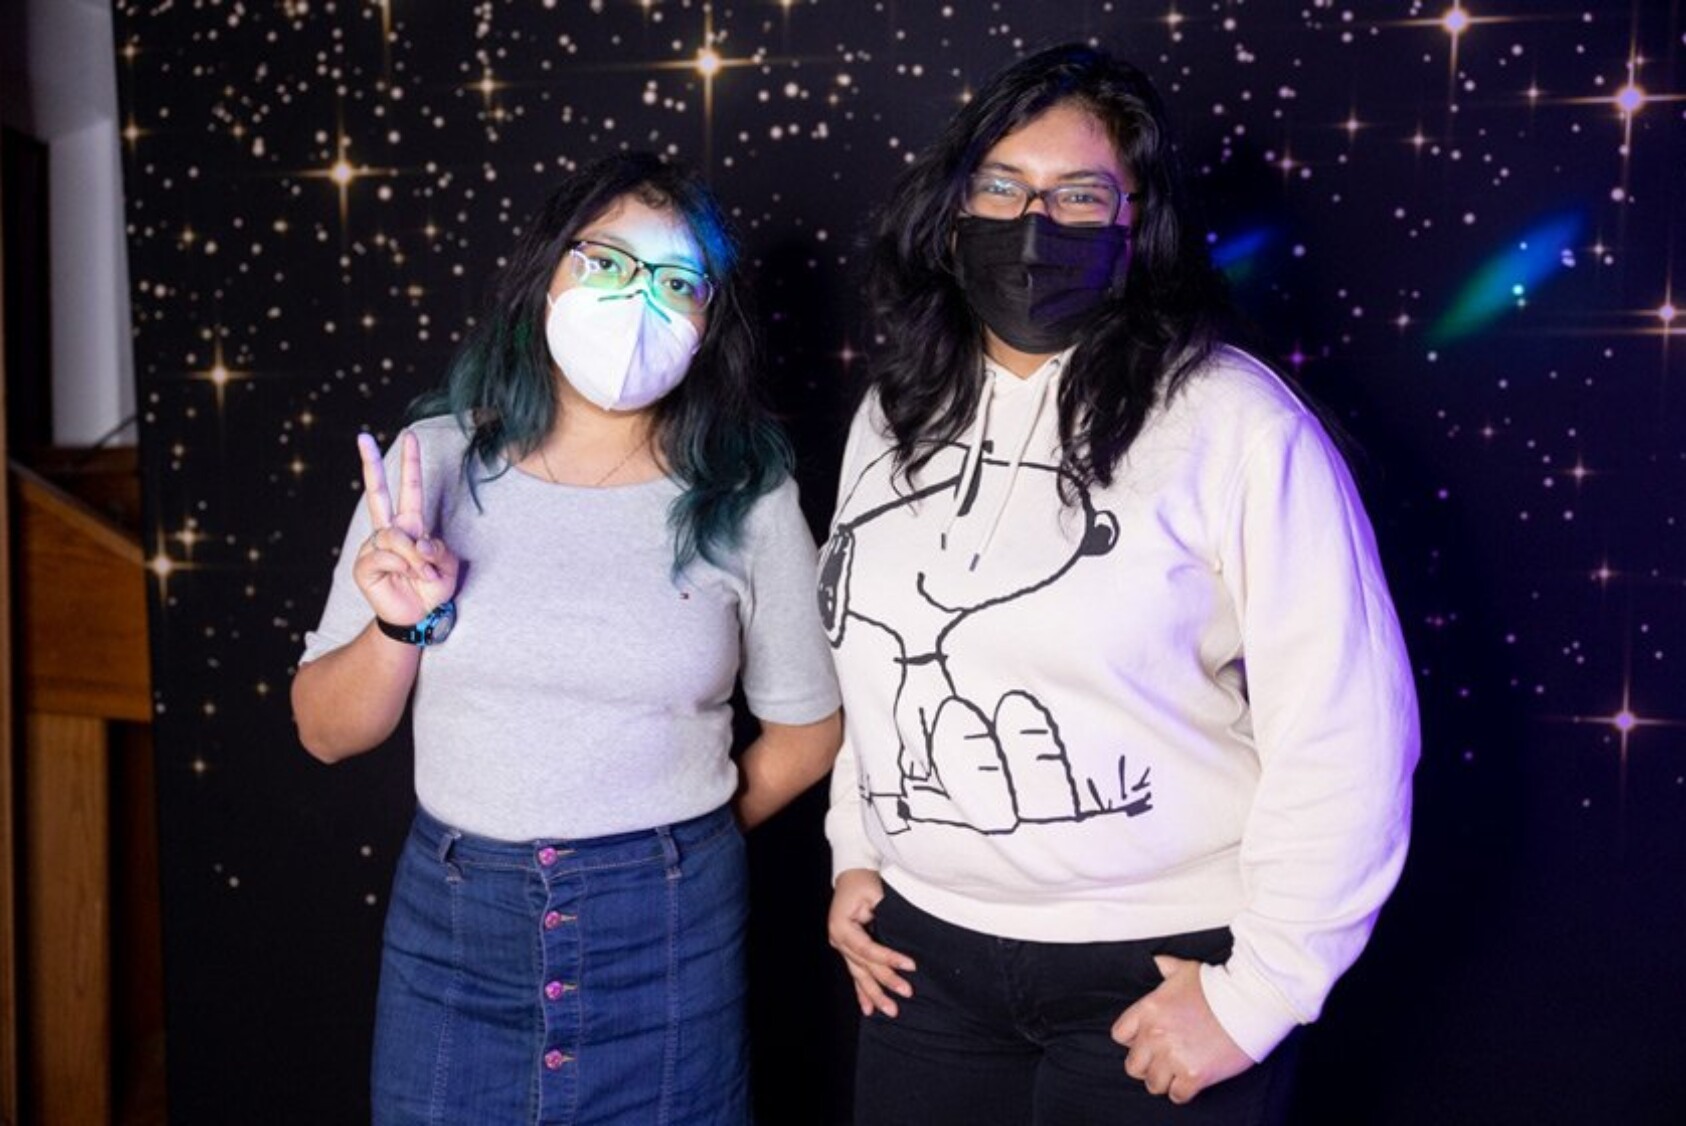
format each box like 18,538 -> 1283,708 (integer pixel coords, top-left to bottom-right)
1,0 -> 137,447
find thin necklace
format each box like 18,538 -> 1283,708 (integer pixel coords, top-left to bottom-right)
591,434 -> 650,486
537,433 -> 650,487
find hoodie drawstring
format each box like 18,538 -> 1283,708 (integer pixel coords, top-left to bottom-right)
939,355 -> 1062,570
939,376 -> 994,550
967,361 -> 1056,570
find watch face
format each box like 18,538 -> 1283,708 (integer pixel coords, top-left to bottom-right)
423,601 -> 455,644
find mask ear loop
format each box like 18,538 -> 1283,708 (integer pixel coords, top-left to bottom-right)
941,195 -> 979,284
1109,226 -> 1134,291
1110,185 -> 1139,289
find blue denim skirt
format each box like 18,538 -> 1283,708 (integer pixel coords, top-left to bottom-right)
371,803 -> 751,1126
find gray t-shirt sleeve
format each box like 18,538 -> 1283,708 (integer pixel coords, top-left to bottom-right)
737,477 -> 842,726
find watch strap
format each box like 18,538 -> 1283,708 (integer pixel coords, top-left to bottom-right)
376,598 -> 455,647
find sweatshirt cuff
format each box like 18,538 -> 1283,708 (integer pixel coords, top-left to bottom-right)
824,811 -> 881,882
1198,958 -> 1304,1063
827,839 -> 881,883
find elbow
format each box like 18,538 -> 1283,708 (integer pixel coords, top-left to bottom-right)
292,701 -> 389,763
293,709 -> 359,764
296,726 -> 355,765
290,667 -> 373,764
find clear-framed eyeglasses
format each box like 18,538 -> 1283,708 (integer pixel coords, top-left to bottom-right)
962,173 -> 1137,227
566,240 -> 715,316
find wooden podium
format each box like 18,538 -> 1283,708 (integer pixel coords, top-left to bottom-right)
4,455 -> 159,1125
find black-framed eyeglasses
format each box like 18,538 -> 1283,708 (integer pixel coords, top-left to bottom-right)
566,239 -> 715,316
963,173 -> 1137,227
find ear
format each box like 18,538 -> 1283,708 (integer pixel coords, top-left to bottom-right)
817,529 -> 855,646
1081,510 -> 1119,556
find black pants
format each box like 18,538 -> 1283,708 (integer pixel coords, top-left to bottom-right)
854,886 -> 1299,1126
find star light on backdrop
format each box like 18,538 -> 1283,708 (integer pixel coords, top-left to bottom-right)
1553,49 -> 1686,205
1438,3 -> 1472,114
1388,2 -> 1506,123
692,32 -> 727,171
296,127 -> 397,238
195,339 -> 244,412
1553,625 -> 1686,835
147,535 -> 195,605
643,9 -> 758,175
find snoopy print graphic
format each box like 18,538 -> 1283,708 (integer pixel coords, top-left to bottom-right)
819,372 -> 1184,846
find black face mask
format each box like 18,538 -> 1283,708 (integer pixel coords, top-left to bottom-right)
952,213 -> 1130,353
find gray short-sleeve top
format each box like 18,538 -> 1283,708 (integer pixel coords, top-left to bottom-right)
300,415 -> 841,840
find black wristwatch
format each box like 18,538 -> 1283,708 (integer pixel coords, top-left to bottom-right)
376,599 -> 456,647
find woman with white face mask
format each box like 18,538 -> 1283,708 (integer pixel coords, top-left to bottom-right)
291,152 -> 842,1125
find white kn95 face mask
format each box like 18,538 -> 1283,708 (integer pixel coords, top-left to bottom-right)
544,287 -> 700,412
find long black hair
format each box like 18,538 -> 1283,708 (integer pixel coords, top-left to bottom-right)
866,42 -> 1229,488
412,152 -> 789,569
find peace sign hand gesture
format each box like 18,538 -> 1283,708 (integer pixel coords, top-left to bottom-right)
352,431 -> 460,628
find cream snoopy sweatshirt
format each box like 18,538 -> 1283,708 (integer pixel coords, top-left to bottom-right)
821,345 -> 1419,1061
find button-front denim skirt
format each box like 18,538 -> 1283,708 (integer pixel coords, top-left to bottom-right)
371,803 -> 751,1125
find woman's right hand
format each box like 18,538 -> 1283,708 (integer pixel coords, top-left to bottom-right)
352,431 -> 460,625
827,868 -> 917,1018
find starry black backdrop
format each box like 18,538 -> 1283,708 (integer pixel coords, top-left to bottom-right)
113,2 -> 1684,1123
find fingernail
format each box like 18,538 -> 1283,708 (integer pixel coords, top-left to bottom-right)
422,565 -> 440,582
418,537 -> 436,556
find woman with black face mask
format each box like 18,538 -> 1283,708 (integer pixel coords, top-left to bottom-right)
819,44 -> 1419,1125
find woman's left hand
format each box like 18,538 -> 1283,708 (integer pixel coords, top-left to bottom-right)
1110,955 -> 1254,1104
